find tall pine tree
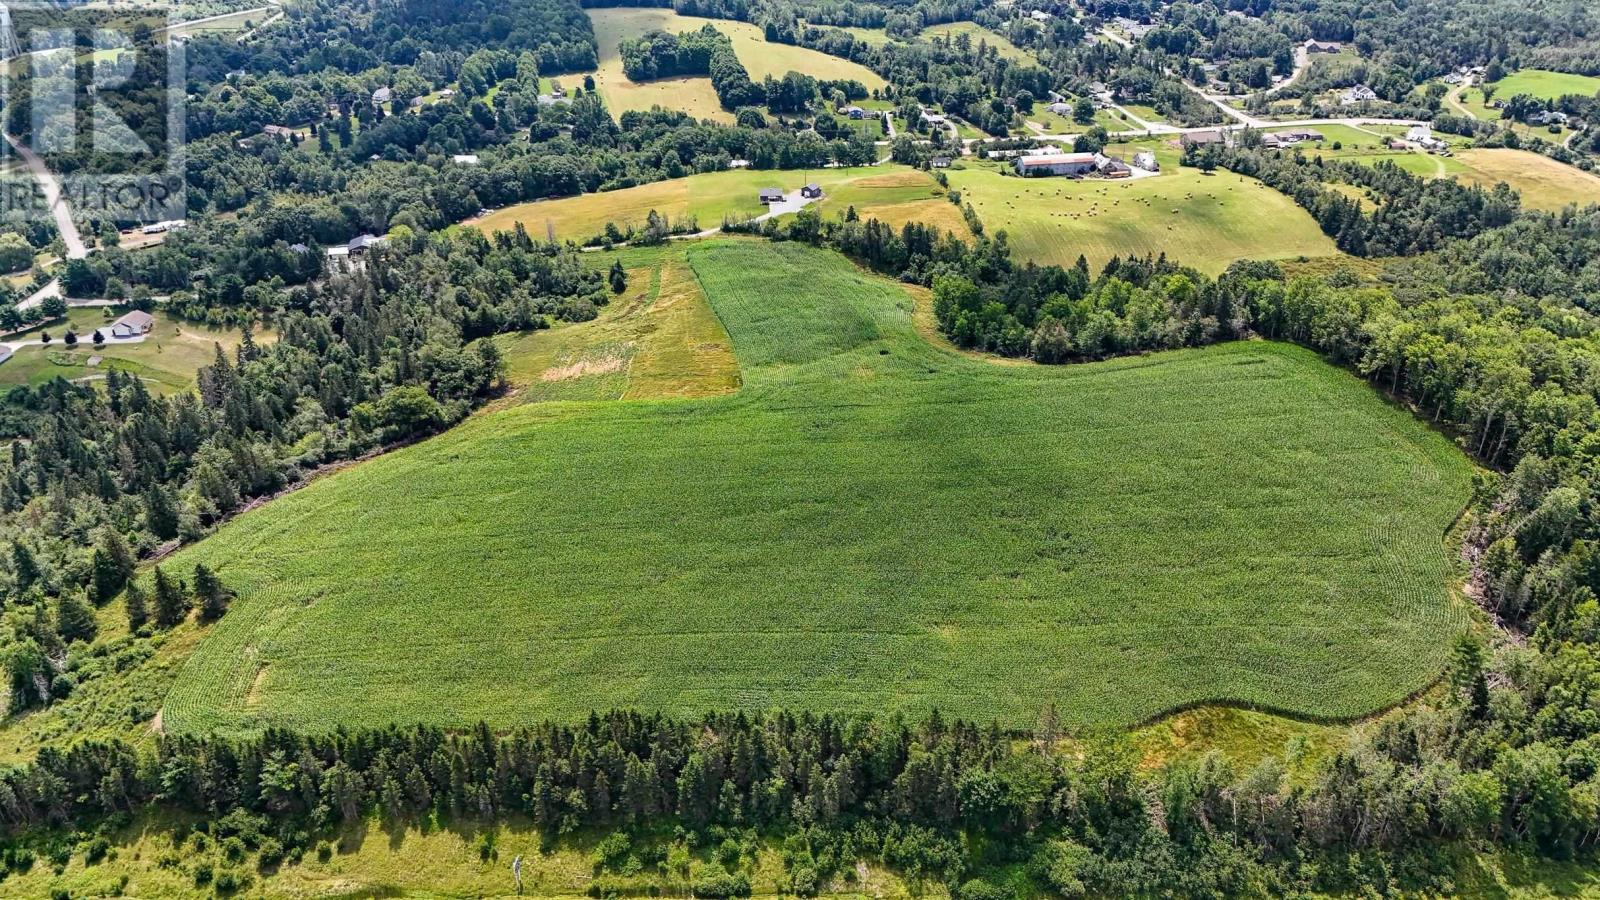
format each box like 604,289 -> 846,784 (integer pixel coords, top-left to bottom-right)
56,593 -> 97,643
89,528 -> 136,605
124,581 -> 149,632
152,567 -> 189,628
194,564 -> 232,622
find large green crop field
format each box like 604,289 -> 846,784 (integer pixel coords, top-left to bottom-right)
948,146 -> 1341,274
157,240 -> 1471,736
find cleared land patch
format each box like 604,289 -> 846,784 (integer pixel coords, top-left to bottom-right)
585,8 -> 886,122
466,165 -> 956,244
160,240 -> 1471,735
495,244 -> 741,403
949,145 -> 1339,274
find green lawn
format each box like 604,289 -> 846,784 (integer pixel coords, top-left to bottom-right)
1264,123 -> 1390,152
1121,103 -> 1170,125
159,240 -> 1471,736
950,145 -> 1341,275
1487,68 -> 1600,102
1452,69 -> 1600,125
0,309 -> 254,396
1028,103 -> 1134,135
827,24 -> 898,46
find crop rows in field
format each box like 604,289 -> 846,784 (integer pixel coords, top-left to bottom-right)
160,241 -> 1473,736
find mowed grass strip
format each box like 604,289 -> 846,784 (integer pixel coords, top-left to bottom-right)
160,241 -> 1472,736
948,147 -> 1339,275
467,166 -> 955,244
583,8 -> 886,122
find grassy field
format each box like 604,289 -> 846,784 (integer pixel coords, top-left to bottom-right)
157,239 -> 1471,736
1335,143 -> 1600,213
1488,68 -> 1600,102
160,5 -> 269,39
465,165 -> 959,244
949,144 -> 1340,275
1452,149 -> 1600,211
1027,102 -> 1135,135
1451,70 -> 1600,125
804,169 -> 971,234
0,810 -> 918,899
920,22 -> 1032,61
13,807 -> 1600,899
585,8 -> 887,122
828,24 -> 898,46
1121,102 -> 1170,125
0,309 -> 254,395
495,243 -> 741,403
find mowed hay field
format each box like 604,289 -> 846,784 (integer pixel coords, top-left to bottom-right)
1338,145 -> 1600,213
585,8 -> 887,122
159,240 -> 1473,735
1450,149 -> 1600,211
467,165 -> 962,244
947,146 -> 1339,275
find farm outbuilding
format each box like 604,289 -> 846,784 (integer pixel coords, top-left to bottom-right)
1014,152 -> 1097,176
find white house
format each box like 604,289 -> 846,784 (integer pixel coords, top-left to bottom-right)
1340,84 -> 1378,105
1133,150 -> 1158,171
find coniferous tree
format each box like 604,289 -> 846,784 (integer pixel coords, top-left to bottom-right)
609,260 -> 627,294
124,581 -> 149,632
152,567 -> 189,628
194,564 -> 232,621
144,485 -> 180,541
10,541 -> 39,594
89,528 -> 136,604
56,592 -> 97,643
